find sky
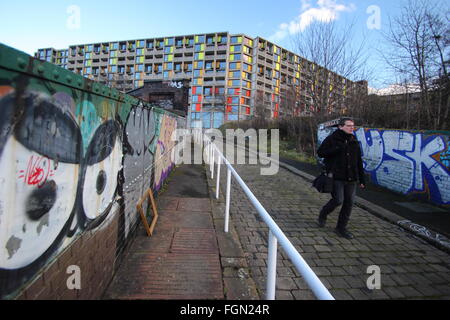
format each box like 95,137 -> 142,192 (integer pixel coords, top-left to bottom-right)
1,0 -> 448,89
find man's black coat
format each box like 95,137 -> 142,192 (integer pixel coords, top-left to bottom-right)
317,129 -> 366,184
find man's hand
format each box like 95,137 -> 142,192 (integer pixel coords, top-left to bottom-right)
360,184 -> 365,189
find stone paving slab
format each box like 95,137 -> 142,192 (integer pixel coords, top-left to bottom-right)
208,152 -> 450,300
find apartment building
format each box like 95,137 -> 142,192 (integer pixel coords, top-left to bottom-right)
35,32 -> 368,129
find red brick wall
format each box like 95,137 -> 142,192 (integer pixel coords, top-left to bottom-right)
15,213 -> 120,300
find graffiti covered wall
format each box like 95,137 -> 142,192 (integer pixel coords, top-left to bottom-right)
317,124 -> 450,207
0,44 -> 184,299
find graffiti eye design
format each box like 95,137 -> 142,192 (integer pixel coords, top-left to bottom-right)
96,170 -> 107,195
0,91 -> 80,270
81,120 -> 122,223
26,180 -> 57,221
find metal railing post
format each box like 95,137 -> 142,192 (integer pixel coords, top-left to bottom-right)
224,167 -> 231,233
205,140 -> 209,164
211,146 -> 215,179
216,156 -> 221,199
266,230 -> 278,300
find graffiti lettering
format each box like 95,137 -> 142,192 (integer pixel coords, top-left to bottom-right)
361,129 -> 450,204
18,156 -> 54,188
319,126 -> 450,205
168,81 -> 183,89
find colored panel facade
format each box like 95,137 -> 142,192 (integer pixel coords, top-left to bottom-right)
35,32 -> 368,128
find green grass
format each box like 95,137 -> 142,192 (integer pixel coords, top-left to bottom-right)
278,140 -> 316,165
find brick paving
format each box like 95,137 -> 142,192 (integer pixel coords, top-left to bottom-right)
208,151 -> 450,300
104,195 -> 224,300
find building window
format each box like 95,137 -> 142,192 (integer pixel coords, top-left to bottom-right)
227,88 -> 240,95
216,61 -> 226,71
229,62 -> 241,70
228,71 -> 240,79
228,79 -> 240,87
243,63 -> 252,72
185,37 -> 194,47
195,44 -> 205,52
213,112 -> 224,128
229,54 -> 241,61
194,52 -> 205,60
195,35 -> 205,43
194,61 -> 204,69
165,62 -> 173,70
230,36 -> 242,44
215,86 -> 225,95
204,87 -> 212,96
230,45 -> 241,52
191,112 -> 200,120
192,78 -> 203,85
202,112 -> 211,129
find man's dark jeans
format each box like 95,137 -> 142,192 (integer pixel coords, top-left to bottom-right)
319,180 -> 357,230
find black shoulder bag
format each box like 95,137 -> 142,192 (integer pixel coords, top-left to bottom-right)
312,168 -> 334,193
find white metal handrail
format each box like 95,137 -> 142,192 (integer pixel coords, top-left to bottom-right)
201,134 -> 334,301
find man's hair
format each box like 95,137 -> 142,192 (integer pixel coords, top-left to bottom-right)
338,117 -> 354,127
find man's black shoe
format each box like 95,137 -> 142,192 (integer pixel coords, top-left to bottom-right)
335,228 -> 354,239
318,217 -> 326,228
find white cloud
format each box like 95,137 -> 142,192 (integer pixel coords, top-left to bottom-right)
269,0 -> 355,41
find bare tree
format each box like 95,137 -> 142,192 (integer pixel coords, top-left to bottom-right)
290,19 -> 371,154
381,0 -> 449,130
292,19 -> 371,111
253,89 -> 271,128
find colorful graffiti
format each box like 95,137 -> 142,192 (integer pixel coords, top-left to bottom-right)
0,44 -> 184,298
355,128 -> 450,205
154,114 -> 177,191
318,125 -> 450,206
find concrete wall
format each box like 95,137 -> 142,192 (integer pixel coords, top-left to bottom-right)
318,125 -> 450,207
0,44 -> 185,299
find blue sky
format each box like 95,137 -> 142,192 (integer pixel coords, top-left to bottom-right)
0,0 -> 447,88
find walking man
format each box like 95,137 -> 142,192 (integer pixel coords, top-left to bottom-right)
317,118 -> 365,239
